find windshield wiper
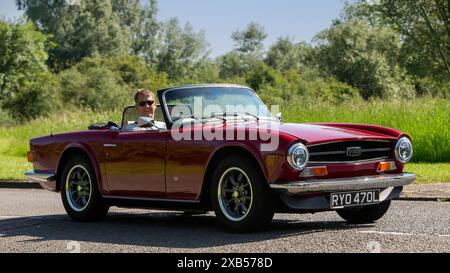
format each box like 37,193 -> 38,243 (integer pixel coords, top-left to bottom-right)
240,112 -> 260,121
211,112 -> 260,121
179,113 -> 270,123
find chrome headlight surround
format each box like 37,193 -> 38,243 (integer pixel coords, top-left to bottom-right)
395,137 -> 413,163
287,143 -> 309,171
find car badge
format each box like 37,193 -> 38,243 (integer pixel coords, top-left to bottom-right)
347,147 -> 362,157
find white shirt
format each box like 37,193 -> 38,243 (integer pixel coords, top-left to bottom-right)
123,119 -> 167,132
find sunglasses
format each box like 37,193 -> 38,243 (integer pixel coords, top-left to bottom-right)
138,100 -> 155,107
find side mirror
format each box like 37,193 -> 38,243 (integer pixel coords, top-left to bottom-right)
276,112 -> 283,122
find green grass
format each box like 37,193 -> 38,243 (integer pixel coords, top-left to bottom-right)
0,109 -> 122,159
404,163 -> 450,184
283,98 -> 450,163
0,155 -> 31,181
0,98 -> 449,183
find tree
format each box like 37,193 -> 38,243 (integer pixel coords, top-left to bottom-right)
16,0 -> 131,70
342,0 -> 450,85
156,18 -> 210,80
314,20 -> 415,99
265,37 -> 313,72
0,20 -> 59,119
112,0 -> 160,67
218,22 -> 268,78
231,22 -> 268,57
218,51 -> 261,79
372,0 -> 450,79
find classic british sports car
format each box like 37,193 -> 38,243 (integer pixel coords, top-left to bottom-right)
25,84 -> 416,232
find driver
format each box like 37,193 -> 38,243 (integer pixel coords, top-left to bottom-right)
123,89 -> 167,131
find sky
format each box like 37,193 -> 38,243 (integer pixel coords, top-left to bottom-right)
0,0 -> 352,57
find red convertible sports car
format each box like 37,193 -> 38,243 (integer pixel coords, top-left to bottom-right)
25,84 -> 416,232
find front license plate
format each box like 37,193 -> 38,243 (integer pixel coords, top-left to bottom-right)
330,190 -> 380,209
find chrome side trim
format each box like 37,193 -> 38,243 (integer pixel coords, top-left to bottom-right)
270,173 -> 416,195
102,195 -> 200,203
104,144 -> 117,147
362,148 -> 392,152
310,151 -> 346,156
24,171 -> 57,192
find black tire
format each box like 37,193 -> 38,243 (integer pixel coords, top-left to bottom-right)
211,155 -> 275,233
336,200 -> 391,224
60,155 -> 109,221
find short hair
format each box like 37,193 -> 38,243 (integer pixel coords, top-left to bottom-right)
134,89 -> 155,104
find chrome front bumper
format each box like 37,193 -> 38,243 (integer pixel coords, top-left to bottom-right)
24,171 -> 57,192
271,173 -> 416,195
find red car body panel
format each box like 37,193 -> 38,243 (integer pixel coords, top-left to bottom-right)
29,118 -> 407,202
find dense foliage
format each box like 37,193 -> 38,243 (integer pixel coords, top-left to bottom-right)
0,0 -> 448,123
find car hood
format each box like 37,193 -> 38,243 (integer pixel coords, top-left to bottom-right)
236,121 -> 403,145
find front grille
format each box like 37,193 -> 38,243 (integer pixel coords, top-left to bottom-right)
308,140 -> 393,163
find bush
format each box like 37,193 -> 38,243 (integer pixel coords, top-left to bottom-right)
314,20 -> 416,100
302,77 -> 362,103
102,55 -> 169,91
414,77 -> 450,99
59,64 -> 127,111
2,71 -> 60,120
0,107 -> 14,127
246,63 -> 281,91
0,20 -> 58,120
57,55 -> 169,110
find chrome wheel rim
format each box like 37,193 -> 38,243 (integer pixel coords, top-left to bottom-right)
66,165 -> 92,212
218,167 -> 253,222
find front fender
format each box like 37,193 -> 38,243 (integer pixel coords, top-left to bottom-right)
56,142 -> 106,194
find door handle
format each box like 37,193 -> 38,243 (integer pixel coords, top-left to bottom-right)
104,144 -> 117,147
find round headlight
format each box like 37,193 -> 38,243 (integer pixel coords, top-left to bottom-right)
395,137 -> 413,163
287,143 -> 309,170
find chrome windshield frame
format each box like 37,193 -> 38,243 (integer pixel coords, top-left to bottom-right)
158,84 -> 275,129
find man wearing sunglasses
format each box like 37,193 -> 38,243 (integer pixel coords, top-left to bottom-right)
123,89 -> 167,131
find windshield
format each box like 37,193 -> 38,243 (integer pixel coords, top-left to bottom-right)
163,87 -> 274,122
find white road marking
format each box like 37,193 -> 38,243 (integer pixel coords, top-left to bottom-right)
359,230 -> 450,238
0,215 -> 46,220
359,230 -> 414,236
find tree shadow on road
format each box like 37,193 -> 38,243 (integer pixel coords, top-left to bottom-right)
0,211 -> 374,251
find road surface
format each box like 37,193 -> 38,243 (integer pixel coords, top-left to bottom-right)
0,189 -> 449,253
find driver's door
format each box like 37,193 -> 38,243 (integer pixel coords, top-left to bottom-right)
103,130 -> 169,198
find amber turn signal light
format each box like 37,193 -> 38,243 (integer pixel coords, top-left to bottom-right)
301,166 -> 328,178
27,151 -> 35,163
377,161 -> 397,173
265,155 -> 279,168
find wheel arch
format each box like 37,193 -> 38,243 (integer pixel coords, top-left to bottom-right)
56,143 -> 104,194
199,145 -> 269,208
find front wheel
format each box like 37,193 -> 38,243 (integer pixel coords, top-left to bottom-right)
211,155 -> 275,233
336,200 -> 391,224
61,155 -> 109,221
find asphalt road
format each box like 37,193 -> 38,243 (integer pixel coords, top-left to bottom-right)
0,189 -> 449,253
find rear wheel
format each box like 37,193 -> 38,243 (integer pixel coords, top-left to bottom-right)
61,155 -> 109,221
336,200 -> 391,224
211,155 -> 274,232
